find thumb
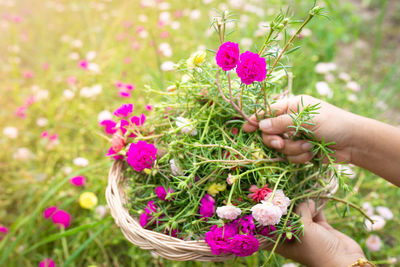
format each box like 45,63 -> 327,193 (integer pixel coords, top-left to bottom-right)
259,114 -> 294,135
295,200 -> 316,225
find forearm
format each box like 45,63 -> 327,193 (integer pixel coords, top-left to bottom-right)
350,114 -> 400,186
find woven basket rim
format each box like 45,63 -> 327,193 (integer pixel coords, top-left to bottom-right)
106,160 -> 337,262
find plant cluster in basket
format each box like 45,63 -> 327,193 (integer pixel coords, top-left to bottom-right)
102,7 -> 354,260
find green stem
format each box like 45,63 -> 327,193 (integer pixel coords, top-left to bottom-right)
258,28 -> 274,55
269,171 -> 288,200
61,227 -> 70,260
227,180 -> 237,205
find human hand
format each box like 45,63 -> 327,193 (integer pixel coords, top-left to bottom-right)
275,201 -> 366,267
243,95 -> 357,163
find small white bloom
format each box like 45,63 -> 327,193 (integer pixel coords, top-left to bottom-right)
86,51 -> 97,61
73,157 -> 89,167
366,234 -> 382,252
189,9 -> 201,20
95,205 -> 108,218
71,39 -> 83,48
362,202 -> 374,217
35,90 -> 49,101
315,62 -> 337,74
63,89 -> 75,100
170,159 -> 183,176
3,126 -> 18,139
325,73 -> 335,83
138,30 -> 148,39
282,264 -> 298,267
175,117 -> 197,136
316,81 -> 333,98
13,147 -> 32,161
240,38 -> 253,49
160,61 -> 175,71
69,52 -> 80,60
36,117 -> 48,127
158,2 -> 170,10
365,215 -> 386,231
338,72 -> 351,82
63,166 -> 73,175
376,206 -> 393,220
138,14 -> 148,22
348,94 -> 358,102
251,201 -> 282,226
159,11 -> 171,24
216,205 -> 242,220
88,63 -> 100,73
158,43 -> 172,58
97,110 -> 112,122
346,81 -> 361,92
170,21 -> 180,30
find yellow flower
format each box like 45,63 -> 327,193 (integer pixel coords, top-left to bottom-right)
187,51 -> 206,67
79,192 -> 98,209
143,168 -> 151,175
207,183 -> 227,196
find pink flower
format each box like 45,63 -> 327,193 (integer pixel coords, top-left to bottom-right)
238,215 -> 256,234
70,176 -> 86,186
199,194 -> 215,218
106,147 -> 124,160
115,81 -> 124,89
258,225 -> 277,238
126,141 -> 157,172
376,206 -> 393,220
66,76 -> 77,85
49,134 -> 58,141
145,104 -> 153,111
43,206 -> 58,219
23,71 -> 33,78
39,258 -> 55,267
51,210 -> 71,229
79,60 -> 88,69
265,190 -> 291,215
111,133 -> 125,153
0,226 -> 9,240
99,120 -> 117,135
250,201 -> 282,226
248,185 -> 272,203
15,106 -> 27,118
155,186 -> 173,201
366,234 -> 382,252
119,91 -> 131,98
25,95 -> 36,106
41,131 -> 49,138
365,215 -> 386,231
113,103 -> 134,117
204,222 -> 238,255
130,114 -> 146,126
216,42 -> 240,71
125,83 -> 135,91
236,51 -> 267,85
140,201 -> 157,228
230,234 -> 259,257
216,205 -> 242,220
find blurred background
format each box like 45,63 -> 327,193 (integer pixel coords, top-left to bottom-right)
0,0 -> 399,266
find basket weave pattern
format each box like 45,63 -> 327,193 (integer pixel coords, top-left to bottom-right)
106,160 -> 337,262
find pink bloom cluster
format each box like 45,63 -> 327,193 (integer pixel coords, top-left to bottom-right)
127,140 -> 157,172
43,206 -> 71,229
155,186 -> 174,201
216,42 -> 267,84
140,201 -> 157,228
15,95 -> 36,119
115,81 -> 135,98
248,184 -> 272,202
39,258 -> 55,267
0,226 -> 8,240
69,176 -> 86,187
199,194 -> 215,218
205,219 -> 259,257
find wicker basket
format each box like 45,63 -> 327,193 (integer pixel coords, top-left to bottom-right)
106,160 -> 338,262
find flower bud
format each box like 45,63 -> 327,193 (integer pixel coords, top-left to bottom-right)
310,6 -> 323,16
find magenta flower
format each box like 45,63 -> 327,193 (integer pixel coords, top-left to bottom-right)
257,225 -> 277,238
99,120 -> 117,135
216,42 -> 240,71
236,51 -> 267,85
51,210 -> 71,229
43,206 -> 58,219
140,201 -> 157,228
79,60 -> 88,69
66,76 -> 77,85
106,147 -> 124,160
39,258 -> 55,267
238,215 -> 256,234
130,114 -> 146,126
145,104 -> 153,111
113,103 -> 134,117
229,234 -> 259,257
199,194 -> 215,218
69,176 -> 86,187
155,186 -> 174,201
126,141 -> 157,172
0,226 -> 9,240
125,83 -> 135,90
204,222 -> 238,255
119,91 -> 131,98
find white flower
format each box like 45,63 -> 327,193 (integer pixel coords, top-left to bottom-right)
160,61 -> 175,71
228,0 -> 244,9
80,84 -> 102,98
346,81 -> 361,92
282,264 -> 298,267
325,73 -> 335,83
265,190 -> 291,215
34,90 -> 49,101
138,14 -> 148,22
338,72 -> 351,82
170,159 -> 183,176
159,43 -> 172,58
36,117 -> 48,127
175,117 -> 197,135
376,206 -> 393,220
138,30 -> 148,39
86,51 -> 97,61
170,21 -> 180,30
316,81 -> 333,98
366,234 -> 382,252
338,164 -> 356,179
251,201 -> 282,226
69,52 -> 80,60
95,205 -> 108,218
73,157 -> 89,167
362,202 -> 374,217
365,215 -> 386,231
240,38 -> 253,49
63,166 -> 73,175
216,205 -> 242,220
348,94 -> 358,102
189,9 -> 201,20
159,11 -> 171,24
88,63 -> 100,73
3,126 -> 18,139
13,147 -> 32,160
97,110 -> 112,122
71,39 -> 83,48
315,62 -> 337,74
63,89 -> 75,100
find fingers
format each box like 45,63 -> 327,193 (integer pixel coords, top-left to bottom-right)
259,114 -> 294,135
287,152 -> 314,164
262,135 -> 312,154
295,201 -> 315,225
314,211 -> 334,231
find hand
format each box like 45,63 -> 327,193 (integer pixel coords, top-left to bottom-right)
243,95 -> 357,164
275,201 -> 365,267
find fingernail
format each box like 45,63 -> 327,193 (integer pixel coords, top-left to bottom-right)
302,142 -> 312,151
271,140 -> 282,149
259,119 -> 272,131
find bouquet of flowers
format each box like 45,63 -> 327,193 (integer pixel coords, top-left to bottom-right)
104,6 -> 348,262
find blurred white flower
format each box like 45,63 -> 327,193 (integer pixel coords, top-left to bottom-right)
315,62 -> 337,74
60,34 -> 70,43
316,81 -> 333,98
159,43 -> 172,57
202,0 -> 214,4
97,110 -> 112,122
362,202 -> 374,217
88,63 -> 100,73
63,166 -> 73,175
338,72 -> 351,82
348,94 -> 358,102
170,159 -> 183,176
138,30 -> 148,39
228,0 -> 244,9
175,117 -> 197,135
376,206 -> 393,220
160,61 -> 175,71
34,90 -> 49,101
86,51 -> 97,61
80,84 -> 102,98
170,21 -> 180,30
240,38 -> 253,49
3,126 -> 18,139
159,11 -> 171,24
365,215 -> 386,231
366,234 -> 382,252
301,28 -> 312,37
158,2 -> 170,10
325,73 -> 335,83
388,257 -> 397,264
346,81 -> 361,92
36,117 -> 48,127
95,205 -> 108,218
181,74 -> 191,83
13,147 -> 32,160
282,264 -> 298,267
189,9 -> 201,20
63,89 -> 75,100
69,52 -> 80,60
73,157 -> 89,167
138,14 -> 148,22
338,164 -> 356,179
71,39 -> 83,48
